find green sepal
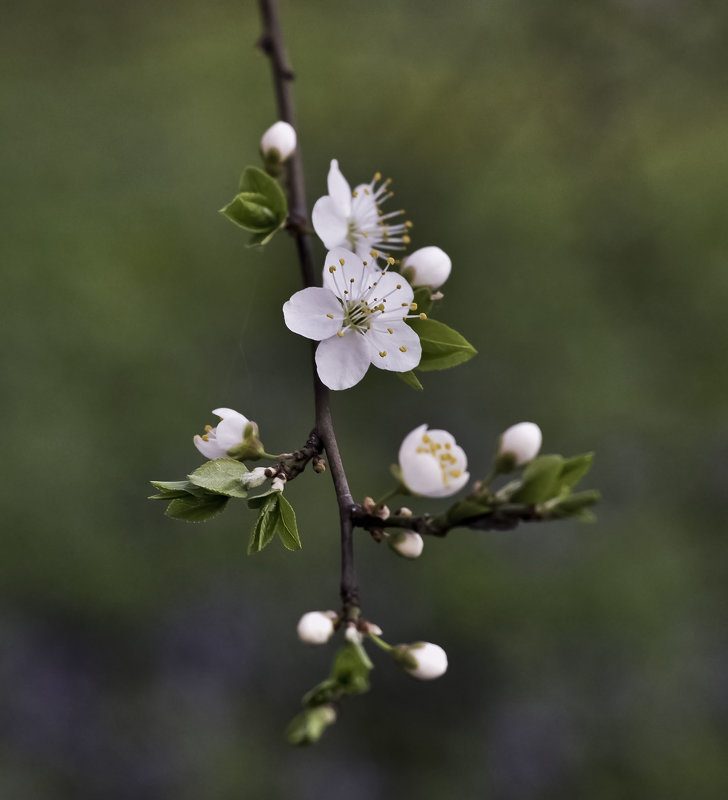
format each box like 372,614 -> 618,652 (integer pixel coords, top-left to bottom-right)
226,421 -> 265,461
187,458 -> 249,498
247,493 -> 280,554
164,493 -> 229,522
397,370 -> 423,391
412,287 -> 434,316
510,455 -> 564,504
408,318 -> 477,372
559,452 -> 594,489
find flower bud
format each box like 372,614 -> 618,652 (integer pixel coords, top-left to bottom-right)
498,422 -> 542,467
344,623 -> 363,644
297,611 -> 336,644
399,424 -> 469,498
240,466 -> 269,489
401,246 -> 452,289
387,531 -> 424,559
260,121 -> 297,162
394,642 -> 448,680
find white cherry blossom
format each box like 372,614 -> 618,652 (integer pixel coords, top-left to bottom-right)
283,247 -> 423,391
312,160 -> 411,260
193,407 -> 250,460
398,424 -> 469,498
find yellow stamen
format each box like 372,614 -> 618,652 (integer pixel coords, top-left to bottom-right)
326,313 -> 334,319
329,265 -> 336,273
419,313 -> 427,320
379,351 -> 387,357
387,328 -> 393,334
339,258 -> 345,266
337,330 -> 345,338
399,345 -> 407,352
410,303 -> 418,311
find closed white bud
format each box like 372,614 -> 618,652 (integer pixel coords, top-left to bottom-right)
401,246 -> 452,289
398,642 -> 448,680
388,531 -> 424,559
297,611 -> 335,644
260,121 -> 297,162
271,475 -> 286,492
240,466 -> 269,489
345,623 -> 363,644
498,422 -> 543,466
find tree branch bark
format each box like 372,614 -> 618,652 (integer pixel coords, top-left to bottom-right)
257,0 -> 360,618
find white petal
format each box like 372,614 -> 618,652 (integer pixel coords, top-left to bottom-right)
193,434 -> 227,461
327,159 -> 352,216
365,322 -> 421,373
322,248 -> 374,297
283,287 -> 344,340
400,452 -> 447,497
315,331 -> 371,390
212,407 -> 248,425
215,414 -> 247,450
312,196 -> 349,250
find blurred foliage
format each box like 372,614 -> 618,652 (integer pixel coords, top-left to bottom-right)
3,0 -> 728,797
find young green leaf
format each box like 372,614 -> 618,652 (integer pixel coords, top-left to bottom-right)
510,455 -> 565,504
149,479 -> 203,500
559,452 -> 594,489
221,192 -> 279,233
276,494 -> 302,550
397,370 -> 424,391
165,493 -> 229,522
408,318 -> 477,372
247,493 -> 280,554
331,642 -> 373,695
238,165 -> 288,218
187,458 -> 249,498
550,489 -> 601,519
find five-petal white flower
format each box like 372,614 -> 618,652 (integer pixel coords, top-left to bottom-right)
398,424 -> 469,498
312,160 -> 411,260
283,247 -> 423,391
193,407 -> 250,460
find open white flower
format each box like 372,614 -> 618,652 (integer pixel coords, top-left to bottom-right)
283,247 -> 423,391
312,160 -> 411,260
193,407 -> 250,460
398,424 -> 469,498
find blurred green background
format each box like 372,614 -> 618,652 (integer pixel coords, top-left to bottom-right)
4,0 -> 728,797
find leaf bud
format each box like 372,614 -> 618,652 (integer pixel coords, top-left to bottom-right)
393,642 -> 448,680
387,531 -> 424,559
401,246 -> 452,289
286,704 -> 337,746
297,611 -> 336,644
260,121 -> 297,163
496,422 -> 543,471
240,466 -> 269,489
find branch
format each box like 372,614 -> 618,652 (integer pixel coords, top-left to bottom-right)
258,0 -> 360,618
351,504 -> 545,537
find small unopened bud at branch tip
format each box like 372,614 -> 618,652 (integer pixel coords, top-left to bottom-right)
260,121 -> 297,162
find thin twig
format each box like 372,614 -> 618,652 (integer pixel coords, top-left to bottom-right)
258,0 -> 360,618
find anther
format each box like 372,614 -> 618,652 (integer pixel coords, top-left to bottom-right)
339,258 -> 345,266
374,172 -> 382,181
337,330 -> 345,337
396,284 -> 402,290
379,351 -> 387,357
399,345 -> 407,352
204,425 -> 213,432
401,302 -> 409,307
403,235 -> 411,244
370,249 -> 379,258
326,313 -> 334,319
419,313 -> 427,320
410,303 -> 418,311
329,265 -> 336,273
387,257 -> 395,265
387,328 -> 393,334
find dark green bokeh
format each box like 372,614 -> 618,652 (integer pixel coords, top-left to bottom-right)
4,0 -> 728,797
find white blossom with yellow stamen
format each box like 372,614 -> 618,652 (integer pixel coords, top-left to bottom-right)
311,160 -> 411,260
398,424 -> 469,498
283,247 -> 423,391
193,407 -> 251,460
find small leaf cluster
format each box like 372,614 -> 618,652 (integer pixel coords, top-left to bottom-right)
149,457 -> 301,553
287,641 -> 373,746
221,166 -> 288,247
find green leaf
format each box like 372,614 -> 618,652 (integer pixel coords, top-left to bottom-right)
408,318 -> 477,371
276,494 -> 302,550
412,287 -> 434,316
247,493 -> 280,554
246,229 -> 278,248
165,493 -> 229,522
238,166 -> 287,218
221,192 -> 279,233
397,370 -> 423,391
559,452 -> 594,489
187,458 -> 249,498
511,455 -> 564,504
550,489 -> 601,519
286,706 -> 337,746
331,642 -> 373,695
446,499 -> 492,526
247,488 -> 280,509
302,678 -> 339,709
148,479 -> 202,500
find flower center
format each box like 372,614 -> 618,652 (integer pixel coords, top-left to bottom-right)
416,433 -> 462,487
342,298 -> 372,332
